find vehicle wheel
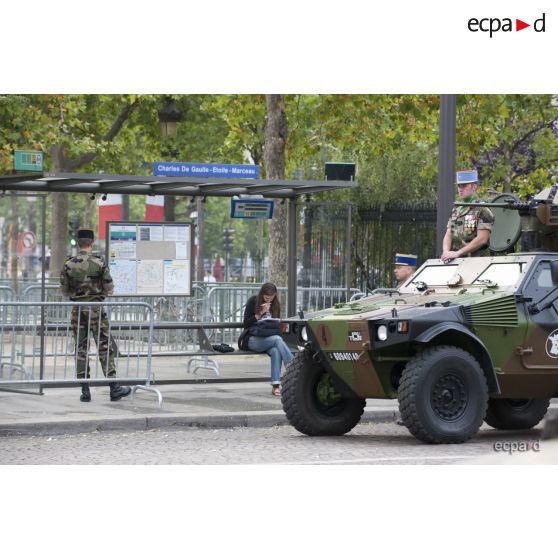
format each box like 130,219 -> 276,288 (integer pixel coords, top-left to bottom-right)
484,398 -> 550,430
398,345 -> 488,444
281,351 -> 366,436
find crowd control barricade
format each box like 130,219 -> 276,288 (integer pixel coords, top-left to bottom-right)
21,284 -> 208,319
1,286 -> 360,406
0,301 -> 161,406
0,286 -> 16,324
296,286 -> 360,312
205,285 -> 360,344
0,285 -> 15,302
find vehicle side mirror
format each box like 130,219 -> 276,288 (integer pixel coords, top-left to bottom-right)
551,261 -> 558,284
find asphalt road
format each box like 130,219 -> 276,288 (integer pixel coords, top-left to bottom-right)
0,421 -> 549,465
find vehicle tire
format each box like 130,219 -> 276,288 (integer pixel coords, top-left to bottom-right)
398,345 -> 488,444
281,351 -> 366,436
484,398 -> 550,430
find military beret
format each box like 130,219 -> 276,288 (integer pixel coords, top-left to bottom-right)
77,228 -> 94,240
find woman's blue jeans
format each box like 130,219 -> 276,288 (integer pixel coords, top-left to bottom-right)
247,335 -> 294,385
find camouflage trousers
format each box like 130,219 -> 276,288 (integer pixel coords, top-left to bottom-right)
70,305 -> 119,379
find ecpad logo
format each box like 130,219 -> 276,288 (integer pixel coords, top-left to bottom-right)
468,13 -> 546,37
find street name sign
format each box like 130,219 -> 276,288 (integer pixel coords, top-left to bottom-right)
153,161 -> 260,179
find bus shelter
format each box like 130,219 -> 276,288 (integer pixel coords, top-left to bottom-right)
0,172 -> 357,316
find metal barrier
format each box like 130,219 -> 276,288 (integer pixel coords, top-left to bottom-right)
2,285 -> 360,388
205,285 -> 360,344
0,301 -> 161,406
19,282 -> 357,323
296,286 -> 360,312
20,284 -> 207,322
0,286 -> 16,326
0,285 -> 15,301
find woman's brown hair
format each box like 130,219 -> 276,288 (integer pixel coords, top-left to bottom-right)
256,282 -> 280,318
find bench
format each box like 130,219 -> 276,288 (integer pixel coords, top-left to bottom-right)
183,326 -> 257,376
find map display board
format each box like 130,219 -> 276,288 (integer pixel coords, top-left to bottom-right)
106,222 -> 192,296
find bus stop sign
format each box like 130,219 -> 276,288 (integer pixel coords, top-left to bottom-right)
14,150 -> 43,172
231,199 -> 274,219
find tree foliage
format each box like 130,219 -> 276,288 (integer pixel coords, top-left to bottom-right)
457,95 -> 558,198
2,93 -> 558,283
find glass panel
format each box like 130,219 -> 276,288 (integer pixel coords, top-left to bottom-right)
411,264 -> 459,286
473,263 -> 523,287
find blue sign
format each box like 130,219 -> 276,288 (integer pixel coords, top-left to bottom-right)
154,161 -> 260,179
231,199 -> 274,220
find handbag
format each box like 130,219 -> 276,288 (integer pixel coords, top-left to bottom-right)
249,319 -> 281,338
238,328 -> 250,350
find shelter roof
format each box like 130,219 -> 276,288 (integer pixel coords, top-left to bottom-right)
0,172 -> 357,199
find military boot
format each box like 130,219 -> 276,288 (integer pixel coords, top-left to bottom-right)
80,383 -> 91,402
109,382 -> 131,402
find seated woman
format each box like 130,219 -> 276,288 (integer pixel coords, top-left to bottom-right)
241,282 -> 293,396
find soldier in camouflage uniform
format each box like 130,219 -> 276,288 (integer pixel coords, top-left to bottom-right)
441,169 -> 494,264
60,228 -> 131,403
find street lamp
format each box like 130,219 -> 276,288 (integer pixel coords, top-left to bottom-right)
158,97 -> 182,139
158,97 -> 183,222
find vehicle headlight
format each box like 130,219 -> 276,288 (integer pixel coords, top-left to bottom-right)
300,326 -> 308,342
377,325 -> 388,341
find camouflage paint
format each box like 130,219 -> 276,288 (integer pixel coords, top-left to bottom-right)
308,318 -> 394,398
299,255 -> 558,401
467,294 -> 527,373
497,321 -> 558,397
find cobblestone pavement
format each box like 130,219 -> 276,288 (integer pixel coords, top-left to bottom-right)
0,422 -> 551,465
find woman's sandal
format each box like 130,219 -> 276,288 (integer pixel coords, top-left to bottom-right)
271,385 -> 281,397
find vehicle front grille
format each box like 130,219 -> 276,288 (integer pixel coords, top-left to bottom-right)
463,295 -> 519,328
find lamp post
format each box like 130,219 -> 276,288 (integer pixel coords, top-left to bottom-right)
437,94 -> 456,255
158,97 -> 183,222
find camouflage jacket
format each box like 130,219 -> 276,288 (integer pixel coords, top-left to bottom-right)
447,197 -> 494,257
60,251 -> 114,301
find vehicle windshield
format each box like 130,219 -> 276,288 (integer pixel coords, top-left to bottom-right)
410,264 -> 458,286
472,263 -> 524,287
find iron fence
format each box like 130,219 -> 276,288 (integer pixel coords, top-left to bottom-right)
354,203 -> 437,291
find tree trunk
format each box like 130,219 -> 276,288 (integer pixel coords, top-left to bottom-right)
83,194 -> 95,228
264,94 -> 288,287
46,100 -> 139,277
49,147 -> 69,279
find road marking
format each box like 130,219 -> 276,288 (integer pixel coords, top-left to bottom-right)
269,455 -> 475,465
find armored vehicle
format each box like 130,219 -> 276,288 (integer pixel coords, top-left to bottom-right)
281,186 -> 558,444
281,253 -> 558,443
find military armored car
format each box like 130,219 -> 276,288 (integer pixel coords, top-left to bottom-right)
281,253 -> 558,443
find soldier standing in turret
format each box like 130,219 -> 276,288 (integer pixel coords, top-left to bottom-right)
60,228 -> 131,403
441,170 -> 494,264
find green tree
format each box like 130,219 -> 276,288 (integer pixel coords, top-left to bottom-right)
0,94 -> 149,274
457,94 -> 558,198
265,95 -> 288,287
284,94 -> 439,206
